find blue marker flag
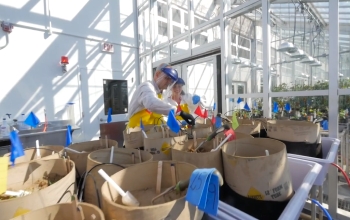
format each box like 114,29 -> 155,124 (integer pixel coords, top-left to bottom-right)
323,120 -> 329,130
237,97 -> 242,104
285,103 -> 291,112
140,118 -> 145,130
9,131 -> 24,166
192,95 -> 201,105
107,108 -> 112,123
65,125 -> 72,147
215,116 -> 222,129
273,102 -> 279,113
244,103 -> 251,111
24,112 -> 40,128
213,103 -> 216,111
186,168 -> 220,216
167,109 -> 180,133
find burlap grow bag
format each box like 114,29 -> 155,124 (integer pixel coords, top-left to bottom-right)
190,124 -> 212,138
266,120 -> 320,143
0,159 -> 76,220
235,119 -> 261,135
84,148 -> 153,208
144,128 -> 187,160
222,138 -> 293,202
171,138 -> 224,176
100,161 -> 203,220
63,139 -> 118,177
216,131 -> 253,140
10,202 -> 105,220
4,145 -> 64,165
123,125 -> 155,149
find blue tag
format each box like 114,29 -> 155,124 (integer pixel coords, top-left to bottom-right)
186,168 -> 219,216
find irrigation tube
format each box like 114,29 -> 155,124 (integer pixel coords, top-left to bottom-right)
311,199 -> 332,220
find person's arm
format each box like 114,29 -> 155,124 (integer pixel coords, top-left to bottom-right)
138,83 -> 176,115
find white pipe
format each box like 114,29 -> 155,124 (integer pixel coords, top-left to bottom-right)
211,134 -> 232,152
142,130 -> 148,138
35,140 -> 41,158
98,169 -> 126,197
109,146 -> 114,163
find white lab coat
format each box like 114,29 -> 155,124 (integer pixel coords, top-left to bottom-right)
128,80 -> 176,119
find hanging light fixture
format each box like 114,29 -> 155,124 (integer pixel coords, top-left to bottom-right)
300,55 -> 315,64
278,2 -> 298,54
254,64 -> 263,70
289,48 -> 306,59
277,42 -> 297,53
232,57 -> 242,64
310,59 -> 322,66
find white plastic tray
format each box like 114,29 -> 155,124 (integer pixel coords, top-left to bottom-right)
287,137 -> 340,186
204,157 -> 322,220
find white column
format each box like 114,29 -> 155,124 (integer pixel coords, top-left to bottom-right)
328,0 -> 339,218
220,0 -> 229,115
262,0 -> 271,118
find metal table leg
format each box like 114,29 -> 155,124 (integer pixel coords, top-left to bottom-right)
311,186 -> 317,220
318,185 -> 323,220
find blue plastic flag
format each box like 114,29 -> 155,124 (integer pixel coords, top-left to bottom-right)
285,103 -> 291,112
323,120 -> 328,130
237,97 -> 242,104
65,125 -> 72,147
192,95 -> 201,105
9,131 -> 24,166
186,168 -> 219,216
273,102 -> 279,113
244,103 -> 251,111
167,110 -> 180,133
107,108 -> 112,123
24,112 -> 40,128
215,116 -> 222,129
213,103 -> 216,111
140,118 -> 145,130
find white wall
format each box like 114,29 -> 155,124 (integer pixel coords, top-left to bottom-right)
0,0 -> 138,141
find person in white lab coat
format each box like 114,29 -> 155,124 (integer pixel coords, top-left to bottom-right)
127,63 -> 195,128
164,77 -> 210,121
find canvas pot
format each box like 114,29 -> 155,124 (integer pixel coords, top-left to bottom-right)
0,159 -> 76,220
84,148 -> 153,208
216,131 -> 253,140
235,119 -> 261,135
171,138 -> 224,176
123,125 -> 155,149
266,120 -> 320,143
100,161 -> 203,220
10,201 -> 105,220
62,139 -> 118,177
222,138 -> 293,202
144,127 -> 188,161
4,145 -> 64,165
189,124 -> 212,138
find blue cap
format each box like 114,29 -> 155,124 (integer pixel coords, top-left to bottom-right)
175,77 -> 185,85
161,67 -> 178,81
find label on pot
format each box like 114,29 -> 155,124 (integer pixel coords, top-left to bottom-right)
13,207 -> 31,217
247,187 -> 264,200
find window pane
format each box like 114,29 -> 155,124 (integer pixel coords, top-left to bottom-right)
172,8 -> 181,23
153,46 -> 169,62
192,23 -> 221,48
172,37 -> 189,56
157,2 -> 168,19
172,0 -> 188,9
193,0 -> 220,25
